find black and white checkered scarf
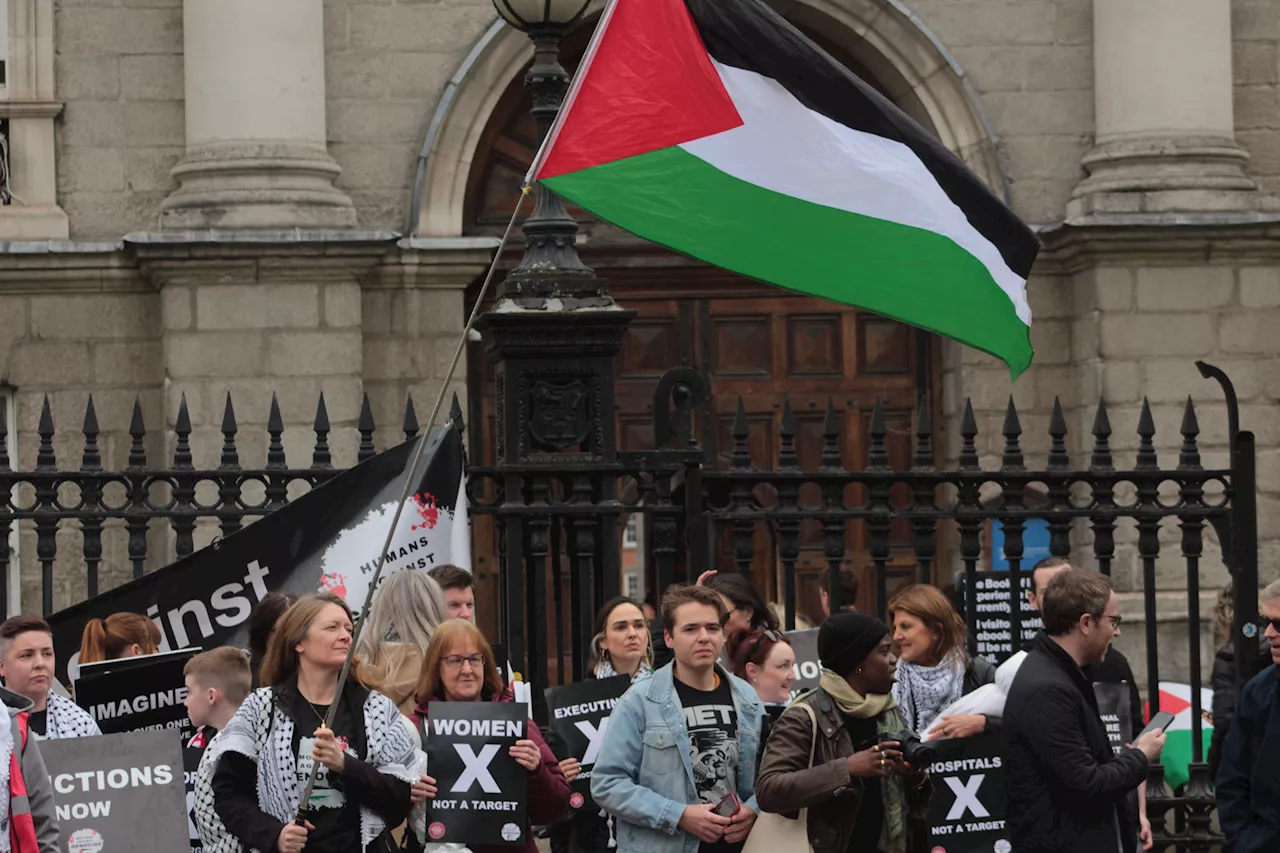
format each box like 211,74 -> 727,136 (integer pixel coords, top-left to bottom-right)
45,693 -> 101,740
194,686 -> 418,853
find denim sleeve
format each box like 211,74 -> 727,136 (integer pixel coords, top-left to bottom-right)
590,693 -> 687,835
1216,680 -> 1259,853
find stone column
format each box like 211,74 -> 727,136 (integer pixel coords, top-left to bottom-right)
1068,0 -> 1256,218
160,0 -> 356,230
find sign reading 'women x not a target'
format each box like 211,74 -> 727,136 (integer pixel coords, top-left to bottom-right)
425,702 -> 528,846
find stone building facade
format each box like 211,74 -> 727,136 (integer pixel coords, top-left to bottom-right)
0,0 -> 1276,680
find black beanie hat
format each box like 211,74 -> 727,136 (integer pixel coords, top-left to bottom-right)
818,612 -> 890,675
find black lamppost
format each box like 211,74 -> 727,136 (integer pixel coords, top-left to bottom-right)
481,2 -> 636,698
490,0 -> 609,307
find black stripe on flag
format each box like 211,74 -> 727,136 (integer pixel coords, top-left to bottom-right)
684,0 -> 1039,280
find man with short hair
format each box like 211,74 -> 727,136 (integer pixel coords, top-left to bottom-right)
183,646 -> 252,748
1028,557 -> 1144,742
1216,578 -> 1280,853
818,566 -> 860,619
0,616 -> 99,739
593,585 -> 764,853
428,564 -> 475,623
1005,569 -> 1165,853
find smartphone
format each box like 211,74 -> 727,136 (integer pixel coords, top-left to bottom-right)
1137,711 -> 1176,740
713,793 -> 740,817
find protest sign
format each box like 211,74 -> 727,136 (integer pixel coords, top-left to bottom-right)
544,675 -> 630,809
957,571 -> 1042,663
182,742 -> 205,853
49,428 -> 469,685
928,733 -> 1009,853
786,629 -> 821,701
75,647 -> 200,743
425,701 -> 528,846
1094,682 -> 1134,754
41,729 -> 189,853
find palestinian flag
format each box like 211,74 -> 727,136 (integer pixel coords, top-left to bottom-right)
531,0 -> 1040,377
1144,682 -> 1214,790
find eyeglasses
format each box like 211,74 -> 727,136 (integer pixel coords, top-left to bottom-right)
746,629 -> 783,663
1256,618 -> 1280,634
442,654 -> 486,670
1095,614 -> 1123,628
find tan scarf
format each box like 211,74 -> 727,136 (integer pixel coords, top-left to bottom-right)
819,669 -> 911,853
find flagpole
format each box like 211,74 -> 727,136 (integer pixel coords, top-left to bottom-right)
294,185 -> 532,824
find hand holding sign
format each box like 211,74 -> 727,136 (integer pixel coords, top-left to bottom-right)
509,740 -> 540,772
930,714 -> 987,740
558,758 -> 581,782
411,774 -> 437,804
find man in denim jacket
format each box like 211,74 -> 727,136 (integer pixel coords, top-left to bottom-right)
593,585 -> 764,853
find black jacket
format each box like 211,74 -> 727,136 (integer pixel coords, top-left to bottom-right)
1216,664 -> 1280,853
1209,639 -> 1273,780
1004,633 -> 1149,853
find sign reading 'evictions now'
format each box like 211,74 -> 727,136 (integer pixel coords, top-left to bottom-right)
425,702 -> 528,846
40,729 -> 190,853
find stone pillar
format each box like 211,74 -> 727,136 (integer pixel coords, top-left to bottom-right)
1068,0 -> 1255,218
160,0 -> 356,230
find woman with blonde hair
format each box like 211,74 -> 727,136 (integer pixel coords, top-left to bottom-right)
78,612 -> 161,664
887,584 -> 995,737
202,594 -> 417,853
358,569 -> 449,713
407,619 -> 570,853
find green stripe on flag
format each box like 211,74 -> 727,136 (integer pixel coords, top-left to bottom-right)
544,146 -> 1034,376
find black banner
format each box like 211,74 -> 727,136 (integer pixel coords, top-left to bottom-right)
75,648 -> 199,743
49,428 -> 469,685
544,676 -> 630,809
41,729 -> 189,853
958,572 -> 1042,663
1094,682 -> 1134,754
928,733 -> 1010,853
786,629 -> 821,701
425,702 -> 528,846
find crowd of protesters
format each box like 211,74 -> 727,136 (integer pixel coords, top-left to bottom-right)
11,553 -> 1280,853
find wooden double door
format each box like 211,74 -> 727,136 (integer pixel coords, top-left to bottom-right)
466,265 -> 932,639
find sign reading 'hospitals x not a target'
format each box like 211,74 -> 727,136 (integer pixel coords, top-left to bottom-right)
425,702 -> 528,846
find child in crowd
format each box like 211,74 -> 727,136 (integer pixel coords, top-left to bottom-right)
183,647 -> 251,748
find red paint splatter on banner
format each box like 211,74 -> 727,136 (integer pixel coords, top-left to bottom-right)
411,493 -> 441,531
320,572 -> 348,600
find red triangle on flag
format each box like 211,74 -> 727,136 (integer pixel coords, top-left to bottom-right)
537,0 -> 743,181
1144,689 -> 1192,722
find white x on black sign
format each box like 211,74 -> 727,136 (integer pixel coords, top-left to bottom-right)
944,775 -> 990,820
451,744 -> 502,794
575,718 -> 609,766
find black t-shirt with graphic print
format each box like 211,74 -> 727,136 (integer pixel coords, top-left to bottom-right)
674,674 -> 742,853
288,696 -> 362,853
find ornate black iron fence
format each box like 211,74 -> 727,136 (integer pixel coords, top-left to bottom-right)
469,362 -> 1256,853
0,390 -> 436,617
0,363 -> 1258,853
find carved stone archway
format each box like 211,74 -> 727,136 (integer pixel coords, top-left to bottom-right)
411,0 -> 1010,238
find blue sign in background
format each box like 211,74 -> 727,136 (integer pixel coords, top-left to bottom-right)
990,518 -> 1052,571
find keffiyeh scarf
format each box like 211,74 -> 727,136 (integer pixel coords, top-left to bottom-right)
593,659 -> 652,682
892,650 -> 966,733
197,686 -> 419,853
46,693 -> 102,740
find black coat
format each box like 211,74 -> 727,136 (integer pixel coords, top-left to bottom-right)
1003,633 -> 1149,853
1217,664 -> 1280,853
1209,639 -> 1273,780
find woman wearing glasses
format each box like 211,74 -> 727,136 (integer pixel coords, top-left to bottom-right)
406,620 -> 570,853
205,594 -> 418,853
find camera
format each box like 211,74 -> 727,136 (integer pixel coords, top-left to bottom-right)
880,730 -> 938,769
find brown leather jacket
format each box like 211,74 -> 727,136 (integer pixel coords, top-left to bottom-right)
755,688 -> 931,853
